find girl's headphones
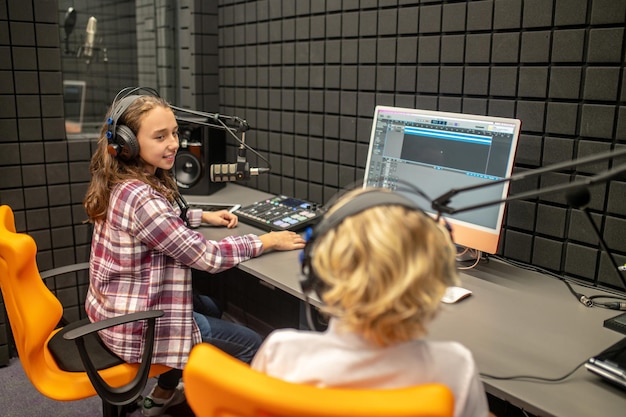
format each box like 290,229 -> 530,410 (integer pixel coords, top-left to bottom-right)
106,87 -> 161,160
299,189 -> 423,297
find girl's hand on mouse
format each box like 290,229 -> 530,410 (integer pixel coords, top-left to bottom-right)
259,231 -> 306,252
202,210 -> 238,229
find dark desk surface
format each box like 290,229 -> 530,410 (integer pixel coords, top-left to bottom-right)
186,184 -> 626,417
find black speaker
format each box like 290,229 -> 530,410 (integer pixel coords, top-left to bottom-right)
174,123 -> 226,195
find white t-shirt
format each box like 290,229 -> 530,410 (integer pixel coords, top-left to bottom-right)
252,319 -> 490,417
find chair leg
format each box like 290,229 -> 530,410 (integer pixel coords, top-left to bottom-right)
101,401 -> 124,417
101,398 -> 142,417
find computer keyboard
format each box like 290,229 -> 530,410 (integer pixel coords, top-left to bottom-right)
234,195 -> 324,232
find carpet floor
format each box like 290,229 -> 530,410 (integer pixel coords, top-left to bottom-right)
0,357 -> 195,417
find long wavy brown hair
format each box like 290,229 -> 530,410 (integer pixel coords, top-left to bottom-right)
83,95 -> 179,223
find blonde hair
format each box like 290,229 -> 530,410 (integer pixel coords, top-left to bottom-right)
83,95 -> 178,222
311,188 -> 459,347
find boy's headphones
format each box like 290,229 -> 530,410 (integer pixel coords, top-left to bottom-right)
299,189 -> 422,297
106,87 -> 161,160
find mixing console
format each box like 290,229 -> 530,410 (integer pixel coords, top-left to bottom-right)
235,195 -> 323,232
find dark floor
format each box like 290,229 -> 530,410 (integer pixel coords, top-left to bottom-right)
0,357 -> 195,417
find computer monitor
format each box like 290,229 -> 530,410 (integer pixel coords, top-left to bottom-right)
63,80 -> 86,134
363,106 -> 521,254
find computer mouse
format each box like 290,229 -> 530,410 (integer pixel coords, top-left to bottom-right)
441,286 -> 473,304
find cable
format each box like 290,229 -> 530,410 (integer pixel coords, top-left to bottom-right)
586,294 -> 626,311
457,248 -> 483,270
481,359 -> 588,383
490,255 -> 626,309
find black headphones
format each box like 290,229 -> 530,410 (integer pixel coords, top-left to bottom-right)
106,87 -> 161,160
299,189 -> 422,297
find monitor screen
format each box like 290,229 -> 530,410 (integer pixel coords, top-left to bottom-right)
363,106 -> 521,254
63,80 -> 86,134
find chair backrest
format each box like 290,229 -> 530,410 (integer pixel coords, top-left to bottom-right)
0,206 -> 65,382
183,343 -> 455,417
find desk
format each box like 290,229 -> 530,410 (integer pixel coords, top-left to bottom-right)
186,184 -> 626,417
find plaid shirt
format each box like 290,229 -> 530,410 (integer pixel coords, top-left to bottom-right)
85,180 -> 263,369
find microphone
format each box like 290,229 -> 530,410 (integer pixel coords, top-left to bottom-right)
63,7 -> 77,54
209,162 -> 270,182
82,16 -> 97,62
565,185 -> 591,209
209,133 -> 270,182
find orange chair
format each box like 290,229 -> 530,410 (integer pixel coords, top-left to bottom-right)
0,205 -> 170,417
183,343 -> 455,417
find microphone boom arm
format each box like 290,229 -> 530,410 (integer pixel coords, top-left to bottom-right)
431,145 -> 626,290
432,146 -> 626,215
171,105 -> 271,175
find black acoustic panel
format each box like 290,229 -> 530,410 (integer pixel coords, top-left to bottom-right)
564,242 -> 599,281
599,253 -> 626,289
35,23 -> 59,48
535,205 -> 567,239
580,105 -> 616,139
522,0 -> 553,28
604,216 -> 626,252
549,67 -> 582,99
555,0 -> 587,26
542,136 -> 575,165
520,31 -> 551,63
587,28 -> 623,63
607,182 -> 626,216
494,0 -> 522,30
24,186 -> 48,209
532,236 -> 564,271
546,103 -> 578,136
518,67 -> 548,98
464,66 -> 489,95
465,33 -> 491,63
441,35 -> 465,63
584,67 -> 620,101
462,97 -> 487,116
491,33 -> 519,63
568,211 -> 602,245
442,2 -> 467,32
590,0 -> 626,25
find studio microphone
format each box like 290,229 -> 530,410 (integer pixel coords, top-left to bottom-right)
82,16 -> 97,61
209,162 -> 270,182
209,135 -> 270,182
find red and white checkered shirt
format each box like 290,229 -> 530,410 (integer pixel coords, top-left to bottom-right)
85,180 -> 263,369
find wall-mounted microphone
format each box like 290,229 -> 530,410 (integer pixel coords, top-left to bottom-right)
209,163 -> 270,182
63,7 -> 77,54
82,16 -> 97,63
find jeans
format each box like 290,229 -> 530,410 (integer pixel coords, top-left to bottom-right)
157,294 -> 263,390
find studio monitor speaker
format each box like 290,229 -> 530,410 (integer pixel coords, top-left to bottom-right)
174,123 -> 226,195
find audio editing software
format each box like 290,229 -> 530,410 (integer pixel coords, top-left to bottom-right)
235,195 -> 323,232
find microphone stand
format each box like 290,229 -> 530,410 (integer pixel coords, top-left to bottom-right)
431,146 -> 626,291
565,186 -> 626,289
